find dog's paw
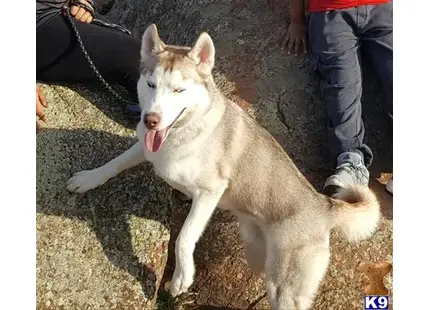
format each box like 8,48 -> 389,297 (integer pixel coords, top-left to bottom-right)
169,267 -> 194,297
66,169 -> 107,193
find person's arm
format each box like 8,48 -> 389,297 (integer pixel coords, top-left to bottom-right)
281,0 -> 308,56
290,0 -> 306,24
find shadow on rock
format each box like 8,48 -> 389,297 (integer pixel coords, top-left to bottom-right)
48,81 -> 140,130
37,128 -> 171,301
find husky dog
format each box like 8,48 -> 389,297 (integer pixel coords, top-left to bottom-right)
66,24 -> 381,309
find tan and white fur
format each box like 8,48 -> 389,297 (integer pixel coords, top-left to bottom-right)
66,24 -> 381,309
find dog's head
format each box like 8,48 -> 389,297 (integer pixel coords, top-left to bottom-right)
137,24 -> 216,152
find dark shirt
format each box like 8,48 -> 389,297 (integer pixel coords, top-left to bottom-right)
36,0 -> 67,30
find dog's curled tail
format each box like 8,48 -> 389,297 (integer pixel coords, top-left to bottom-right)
329,184 -> 381,243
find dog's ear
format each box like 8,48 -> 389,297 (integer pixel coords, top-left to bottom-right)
141,24 -> 166,61
188,32 -> 215,75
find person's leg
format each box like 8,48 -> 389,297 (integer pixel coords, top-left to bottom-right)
360,2 -> 393,193
308,8 -> 371,193
360,2 -> 393,120
36,13 -> 140,101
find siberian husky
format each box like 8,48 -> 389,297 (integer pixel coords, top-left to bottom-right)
66,24 -> 381,309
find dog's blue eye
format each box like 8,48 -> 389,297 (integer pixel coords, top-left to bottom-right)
147,81 -> 155,88
174,88 -> 185,93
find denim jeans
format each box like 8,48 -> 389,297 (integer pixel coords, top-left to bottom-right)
308,2 -> 393,167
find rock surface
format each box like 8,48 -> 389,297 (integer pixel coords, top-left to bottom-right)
36,0 -> 393,309
36,85 -> 171,309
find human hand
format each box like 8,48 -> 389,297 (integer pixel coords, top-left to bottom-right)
70,0 -> 95,23
281,23 -> 308,56
36,86 -> 48,131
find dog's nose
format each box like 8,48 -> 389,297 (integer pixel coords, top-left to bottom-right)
143,112 -> 161,129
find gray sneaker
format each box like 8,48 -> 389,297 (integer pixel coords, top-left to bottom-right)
386,177 -> 393,194
323,152 -> 369,196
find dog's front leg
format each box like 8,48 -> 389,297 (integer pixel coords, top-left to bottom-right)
170,185 -> 226,297
66,142 -> 146,193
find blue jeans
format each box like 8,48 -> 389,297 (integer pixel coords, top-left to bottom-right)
308,2 -> 393,168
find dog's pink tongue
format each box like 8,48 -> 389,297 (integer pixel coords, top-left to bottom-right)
145,129 -> 168,152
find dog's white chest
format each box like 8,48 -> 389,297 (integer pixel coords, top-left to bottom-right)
146,148 -> 201,194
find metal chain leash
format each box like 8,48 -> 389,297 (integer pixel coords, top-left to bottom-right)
63,6 -> 141,113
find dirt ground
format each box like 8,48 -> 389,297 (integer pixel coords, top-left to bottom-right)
36,0 -> 393,309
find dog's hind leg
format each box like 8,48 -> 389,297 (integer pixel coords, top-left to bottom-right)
238,215 -> 266,275
264,238 -> 330,310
